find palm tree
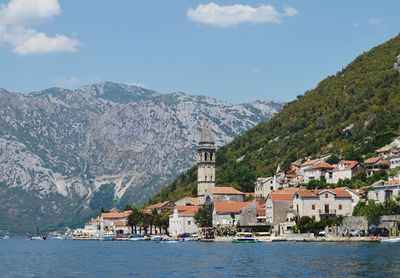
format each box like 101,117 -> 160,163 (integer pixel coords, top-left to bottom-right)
151,209 -> 160,235
127,207 -> 140,234
140,211 -> 151,235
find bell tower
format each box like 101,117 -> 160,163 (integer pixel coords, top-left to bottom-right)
197,118 -> 216,204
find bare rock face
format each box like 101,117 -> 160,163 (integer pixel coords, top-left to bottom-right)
0,81 -> 282,233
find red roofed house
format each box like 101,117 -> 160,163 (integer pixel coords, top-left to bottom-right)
211,187 -> 245,202
168,205 -> 202,237
300,159 -> 322,174
293,189 -> 356,221
304,162 -> 335,183
100,210 -> 132,235
364,156 -> 389,177
212,201 -> 256,226
265,188 -> 299,225
145,201 -> 175,214
325,160 -> 365,184
368,180 -> 400,204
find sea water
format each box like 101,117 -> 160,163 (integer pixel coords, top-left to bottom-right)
0,239 -> 399,277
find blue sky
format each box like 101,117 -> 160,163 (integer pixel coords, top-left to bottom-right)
0,0 -> 399,103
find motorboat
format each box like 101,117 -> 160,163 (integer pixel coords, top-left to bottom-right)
30,236 -> 46,240
101,232 -> 115,241
381,237 -> 400,243
151,236 -> 163,242
2,235 -> 10,239
232,232 -> 260,243
129,234 -> 144,241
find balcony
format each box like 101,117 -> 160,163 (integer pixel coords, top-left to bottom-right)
319,209 -> 336,215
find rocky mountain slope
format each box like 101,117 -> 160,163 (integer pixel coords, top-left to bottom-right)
0,82 -> 282,233
152,35 -> 400,203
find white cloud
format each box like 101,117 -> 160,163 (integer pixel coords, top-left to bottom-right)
187,2 -> 298,27
0,0 -> 81,55
368,17 -> 381,26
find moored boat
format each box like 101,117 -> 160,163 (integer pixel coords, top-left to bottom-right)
381,237 -> 400,243
102,232 -> 115,241
232,232 -> 260,243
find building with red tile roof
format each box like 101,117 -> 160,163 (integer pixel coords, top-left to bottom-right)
169,205 -> 202,237
326,160 -> 364,184
145,201 -> 175,214
213,201 -> 256,226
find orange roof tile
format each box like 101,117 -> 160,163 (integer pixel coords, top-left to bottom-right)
364,156 -> 381,164
180,206 -> 202,217
340,160 -> 359,169
296,189 -> 352,198
304,162 -> 334,171
146,201 -> 172,210
211,187 -> 245,195
214,201 -> 252,214
384,180 -> 400,186
101,210 -> 132,219
301,159 -> 320,167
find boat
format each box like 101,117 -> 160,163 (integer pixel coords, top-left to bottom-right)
151,236 -> 163,242
129,234 -> 144,241
101,232 -> 115,241
30,236 -> 45,240
232,232 -> 260,243
2,235 -> 10,240
381,237 -> 400,243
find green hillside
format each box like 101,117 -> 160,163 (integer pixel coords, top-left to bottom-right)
152,34 -> 400,203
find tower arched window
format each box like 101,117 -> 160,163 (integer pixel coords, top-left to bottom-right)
210,153 -> 213,161
204,152 -> 208,161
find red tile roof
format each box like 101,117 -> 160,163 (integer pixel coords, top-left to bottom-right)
364,156 -> 381,164
174,205 -> 202,217
211,187 -> 245,195
301,159 -> 320,167
296,189 -> 352,198
304,162 -> 334,171
86,217 -> 100,225
101,211 -> 132,219
146,201 -> 172,210
214,201 -> 252,214
384,180 -> 400,186
339,160 -> 359,169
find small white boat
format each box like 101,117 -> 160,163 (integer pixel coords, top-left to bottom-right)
151,236 -> 163,241
101,232 -> 115,241
232,232 -> 260,243
31,236 -> 45,240
381,237 -> 400,243
2,235 -> 10,239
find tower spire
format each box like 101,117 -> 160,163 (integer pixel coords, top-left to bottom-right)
200,118 -> 214,143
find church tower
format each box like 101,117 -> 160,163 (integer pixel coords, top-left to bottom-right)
197,118 -> 216,204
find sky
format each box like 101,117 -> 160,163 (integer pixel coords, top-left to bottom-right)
0,0 -> 399,103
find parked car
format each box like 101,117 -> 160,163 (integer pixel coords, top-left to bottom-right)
368,227 -> 389,237
318,231 -> 326,237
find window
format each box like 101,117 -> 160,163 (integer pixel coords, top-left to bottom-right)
325,193 -> 329,198
338,204 -> 342,210
270,186 -> 273,190
312,216 -> 316,221
188,221 -> 191,225
311,205 -> 315,210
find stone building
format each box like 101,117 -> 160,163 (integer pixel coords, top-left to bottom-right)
197,119 -> 216,204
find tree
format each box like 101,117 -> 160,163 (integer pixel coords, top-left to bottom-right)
151,209 -> 160,235
194,203 -> 213,228
127,207 -> 140,234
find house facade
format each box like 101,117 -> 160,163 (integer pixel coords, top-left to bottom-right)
212,202 -> 257,227
325,160 -> 364,184
168,205 -> 201,237
304,162 -> 335,183
292,189 -> 354,222
367,180 -> 400,203
255,176 -> 283,198
145,201 -> 175,214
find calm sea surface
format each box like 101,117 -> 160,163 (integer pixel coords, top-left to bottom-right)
0,239 -> 399,277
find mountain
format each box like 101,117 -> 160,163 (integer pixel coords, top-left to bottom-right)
0,81 -> 282,233
152,35 -> 400,203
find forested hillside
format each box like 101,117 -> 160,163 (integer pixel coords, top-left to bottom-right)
152,34 -> 400,203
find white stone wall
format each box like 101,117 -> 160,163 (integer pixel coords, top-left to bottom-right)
390,157 -> 400,169
368,186 -> 400,203
304,169 -> 323,183
168,210 -> 199,236
326,169 -> 352,184
254,177 -> 282,198
265,197 -> 274,223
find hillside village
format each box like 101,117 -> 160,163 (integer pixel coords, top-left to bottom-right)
73,119 -> 400,240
